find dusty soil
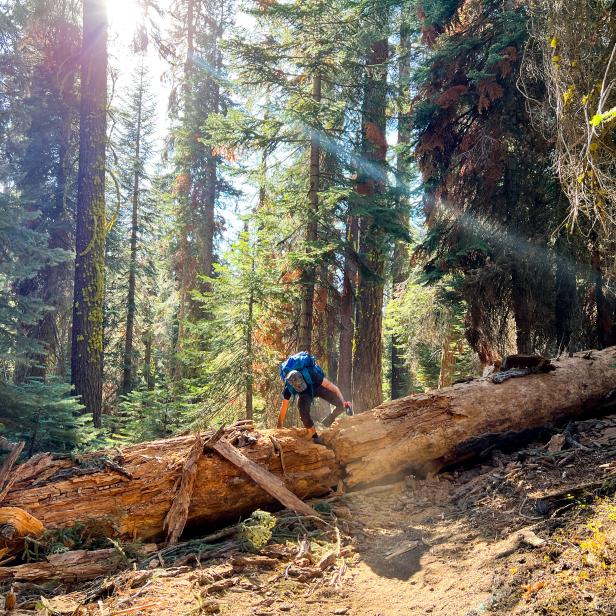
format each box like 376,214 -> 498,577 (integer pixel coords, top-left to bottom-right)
5,414 -> 616,615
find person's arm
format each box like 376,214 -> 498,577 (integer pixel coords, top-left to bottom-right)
277,398 -> 290,428
320,377 -> 350,408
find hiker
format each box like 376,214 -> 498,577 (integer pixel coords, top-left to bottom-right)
277,351 -> 352,443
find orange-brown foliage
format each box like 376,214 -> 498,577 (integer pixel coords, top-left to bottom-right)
417,132 -> 445,155
173,173 -> 190,196
435,84 -> 469,108
212,145 -> 239,163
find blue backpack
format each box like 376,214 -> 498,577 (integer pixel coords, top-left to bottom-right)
280,352 -> 325,396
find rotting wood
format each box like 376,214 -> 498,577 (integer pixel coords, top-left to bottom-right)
0,507 -> 44,557
204,425 -> 226,449
209,439 -> 318,518
163,434 -> 203,545
3,423 -> 338,541
0,442 -> 25,504
0,548 -> 124,584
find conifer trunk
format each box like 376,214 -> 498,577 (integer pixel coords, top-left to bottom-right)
121,67 -> 144,396
438,331 -> 456,389
71,0 -> 107,426
143,325 -> 154,390
337,215 -> 357,400
511,261 -> 533,354
298,74 -> 322,353
555,238 -> 576,355
391,19 -> 411,399
352,18 -> 389,413
175,0 -> 196,362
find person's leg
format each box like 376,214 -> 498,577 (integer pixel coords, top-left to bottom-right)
315,385 -> 345,427
297,393 -> 314,429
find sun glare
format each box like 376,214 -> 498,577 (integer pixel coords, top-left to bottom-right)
106,0 -> 143,42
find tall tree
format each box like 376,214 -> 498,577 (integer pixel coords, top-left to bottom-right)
119,61 -> 157,395
390,8 -> 414,399
171,0 -> 231,359
352,6 -> 390,413
4,0 -> 80,382
297,73 -> 322,353
71,0 -> 108,426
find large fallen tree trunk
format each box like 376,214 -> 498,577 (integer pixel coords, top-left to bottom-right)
325,348 -> 616,486
3,348 -> 615,541
2,429 -> 340,541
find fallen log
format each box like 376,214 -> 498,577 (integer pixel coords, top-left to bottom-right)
0,545 -> 157,584
2,426 -> 340,541
0,507 -> 44,558
2,348 -> 615,541
325,347 -> 616,486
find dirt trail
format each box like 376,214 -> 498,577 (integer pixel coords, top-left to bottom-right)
198,413 -> 616,615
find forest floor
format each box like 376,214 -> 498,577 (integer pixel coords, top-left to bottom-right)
5,413 -> 616,616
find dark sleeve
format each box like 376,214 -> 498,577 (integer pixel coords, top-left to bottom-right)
282,386 -> 292,400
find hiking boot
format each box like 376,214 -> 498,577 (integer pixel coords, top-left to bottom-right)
311,434 -> 325,445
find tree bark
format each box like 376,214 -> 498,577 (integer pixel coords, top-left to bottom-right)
337,215 -> 357,400
71,0 -> 107,426
352,15 -> 389,413
298,73 -> 322,353
511,259 -> 533,354
437,331 -> 456,389
327,347 -> 616,486
4,428 -> 341,541
592,241 -> 615,349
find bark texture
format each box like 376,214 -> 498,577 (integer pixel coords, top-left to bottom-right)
3,430 -> 340,541
0,548 -> 135,583
352,16 -> 389,413
71,0 -> 107,425
298,73 -> 322,354
325,348 -> 616,486
0,507 -> 44,557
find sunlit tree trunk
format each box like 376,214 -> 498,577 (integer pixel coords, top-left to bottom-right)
391,17 -> 412,399
298,73 -> 322,353
352,14 -> 388,413
438,331 -> 456,389
71,0 -> 107,426
338,215 -> 357,400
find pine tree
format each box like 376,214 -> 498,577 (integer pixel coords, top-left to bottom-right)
412,0 -> 583,362
351,3 -> 391,412
71,0 -> 108,426
116,60 -> 158,395
170,0 -> 233,360
4,0 -> 80,381
0,193 -> 85,454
